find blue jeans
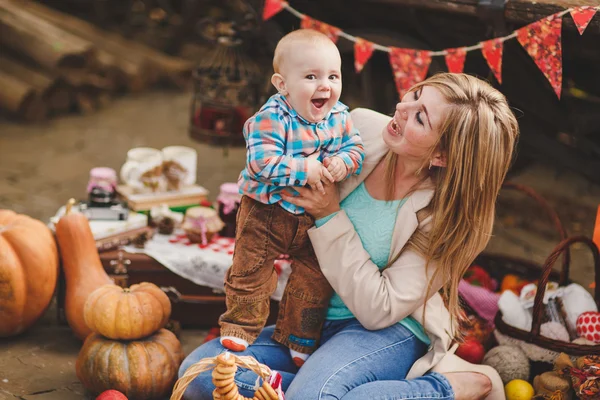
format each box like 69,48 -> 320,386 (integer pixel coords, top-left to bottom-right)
178,319 -> 455,399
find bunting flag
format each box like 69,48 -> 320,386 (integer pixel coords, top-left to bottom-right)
263,0 -> 286,20
389,48 -> 432,98
262,1 -> 599,101
300,16 -> 342,43
481,38 -> 504,84
445,47 -> 467,74
354,38 -> 375,73
570,6 -> 597,35
517,16 -> 563,98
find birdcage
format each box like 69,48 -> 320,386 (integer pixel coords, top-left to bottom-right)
189,35 -> 266,154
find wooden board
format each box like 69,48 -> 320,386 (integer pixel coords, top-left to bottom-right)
370,0 -> 600,33
117,184 -> 209,211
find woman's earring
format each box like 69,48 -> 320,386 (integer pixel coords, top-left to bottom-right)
429,160 -> 432,170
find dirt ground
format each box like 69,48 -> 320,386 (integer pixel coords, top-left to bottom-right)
1,89 -> 599,399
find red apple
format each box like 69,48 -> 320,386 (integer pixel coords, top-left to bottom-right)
455,339 -> 485,364
96,390 -> 128,400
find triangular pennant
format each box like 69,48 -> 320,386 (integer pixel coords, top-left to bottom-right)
570,6 -> 597,35
445,47 -> 467,74
388,47 -> 432,99
481,38 -> 504,84
300,16 -> 341,43
517,16 -> 563,98
263,0 -> 286,21
354,38 -> 375,73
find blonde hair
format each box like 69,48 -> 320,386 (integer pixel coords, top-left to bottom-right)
273,29 -> 338,73
385,73 -> 519,332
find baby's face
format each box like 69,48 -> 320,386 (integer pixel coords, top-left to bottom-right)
278,42 -> 342,123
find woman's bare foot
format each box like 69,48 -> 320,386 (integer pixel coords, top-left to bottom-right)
443,372 -> 492,400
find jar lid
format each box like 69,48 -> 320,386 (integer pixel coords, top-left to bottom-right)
219,182 -> 239,195
185,206 -> 217,218
90,167 -> 117,180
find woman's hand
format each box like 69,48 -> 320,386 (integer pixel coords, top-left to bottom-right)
282,178 -> 341,220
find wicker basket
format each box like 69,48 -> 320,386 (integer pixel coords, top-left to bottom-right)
494,235 -> 600,358
170,353 -> 281,400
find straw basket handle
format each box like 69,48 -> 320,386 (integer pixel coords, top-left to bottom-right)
501,182 -> 570,284
170,353 -> 280,400
530,236 -> 600,339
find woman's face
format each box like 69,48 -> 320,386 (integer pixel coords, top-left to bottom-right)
383,85 -> 449,161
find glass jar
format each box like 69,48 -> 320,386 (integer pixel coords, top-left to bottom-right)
216,182 -> 241,237
87,167 -> 117,204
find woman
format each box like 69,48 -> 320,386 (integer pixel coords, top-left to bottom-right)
179,73 -> 519,399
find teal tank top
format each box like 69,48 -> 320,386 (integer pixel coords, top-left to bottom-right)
316,182 -> 430,345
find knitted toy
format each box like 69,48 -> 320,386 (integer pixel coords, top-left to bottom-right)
482,345 -> 530,384
555,352 -> 600,400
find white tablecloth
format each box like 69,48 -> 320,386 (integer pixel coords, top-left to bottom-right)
122,230 -> 292,301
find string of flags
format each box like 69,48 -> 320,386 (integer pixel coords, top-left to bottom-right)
263,0 -> 599,99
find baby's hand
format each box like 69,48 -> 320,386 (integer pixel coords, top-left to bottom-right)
306,157 -> 333,195
324,156 -> 348,182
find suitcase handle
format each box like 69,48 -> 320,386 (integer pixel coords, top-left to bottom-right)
160,286 -> 225,304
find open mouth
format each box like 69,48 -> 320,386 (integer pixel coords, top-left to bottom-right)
311,98 -> 328,109
389,119 -> 401,136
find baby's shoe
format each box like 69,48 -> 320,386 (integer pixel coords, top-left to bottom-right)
220,336 -> 248,352
290,349 -> 309,368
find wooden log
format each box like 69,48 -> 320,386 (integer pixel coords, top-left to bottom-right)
13,0 -> 193,88
0,0 -> 96,70
369,0 -> 600,33
73,92 -> 96,114
0,69 -> 47,121
12,0 -> 157,92
56,68 -> 114,93
55,68 -> 114,114
0,53 -> 72,114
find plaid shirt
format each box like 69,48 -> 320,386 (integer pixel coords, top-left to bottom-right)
238,94 -> 365,215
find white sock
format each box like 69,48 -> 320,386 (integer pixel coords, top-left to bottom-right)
290,349 -> 309,363
220,336 -> 248,351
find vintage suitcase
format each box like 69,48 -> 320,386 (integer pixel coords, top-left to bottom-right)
56,249 -> 279,329
98,249 -> 280,328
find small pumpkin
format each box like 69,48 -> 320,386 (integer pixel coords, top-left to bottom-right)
55,199 -> 113,340
76,329 -> 184,400
84,282 -> 171,340
0,210 -> 59,337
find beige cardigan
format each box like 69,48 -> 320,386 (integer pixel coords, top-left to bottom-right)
308,108 -> 505,399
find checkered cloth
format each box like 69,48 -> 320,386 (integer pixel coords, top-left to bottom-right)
123,230 -> 292,301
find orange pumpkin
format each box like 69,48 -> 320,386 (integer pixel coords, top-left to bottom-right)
76,329 -> 184,400
84,282 -> 171,340
0,210 -> 59,337
55,199 -> 113,340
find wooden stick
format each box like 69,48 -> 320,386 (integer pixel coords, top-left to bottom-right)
0,69 -> 47,121
0,0 -> 96,69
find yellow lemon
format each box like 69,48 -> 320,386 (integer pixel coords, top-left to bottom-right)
505,379 -> 534,400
